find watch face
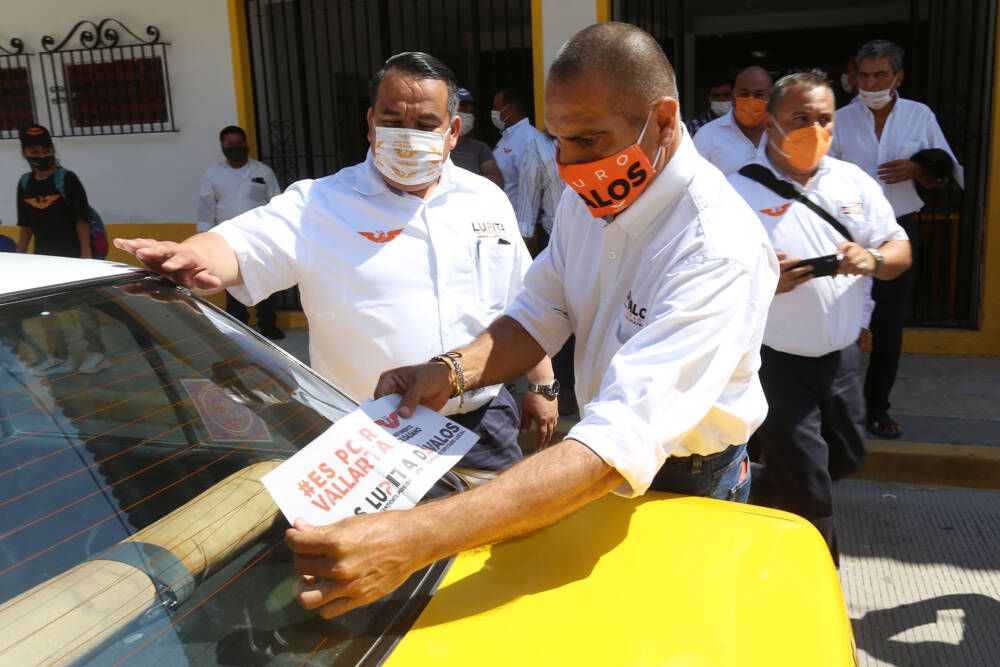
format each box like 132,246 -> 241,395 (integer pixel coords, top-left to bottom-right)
550,379 -> 561,396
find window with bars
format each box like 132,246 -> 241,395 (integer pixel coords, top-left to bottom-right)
64,56 -> 169,128
0,39 -> 36,140
38,18 -> 177,136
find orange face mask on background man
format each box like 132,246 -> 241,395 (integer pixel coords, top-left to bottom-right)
734,96 -> 767,127
772,121 -> 832,172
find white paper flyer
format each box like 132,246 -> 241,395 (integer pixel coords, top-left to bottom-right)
261,395 -> 478,525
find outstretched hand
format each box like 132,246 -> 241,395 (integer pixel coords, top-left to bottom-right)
113,237 -> 222,291
286,514 -> 429,619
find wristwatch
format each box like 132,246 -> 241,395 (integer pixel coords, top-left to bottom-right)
527,380 -> 560,399
866,247 -> 885,274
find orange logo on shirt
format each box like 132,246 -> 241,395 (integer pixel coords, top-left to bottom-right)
759,202 -> 791,217
24,194 -> 62,210
358,229 -> 404,244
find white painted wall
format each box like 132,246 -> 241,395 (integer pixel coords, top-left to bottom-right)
540,1 -> 598,79
0,0 -> 239,225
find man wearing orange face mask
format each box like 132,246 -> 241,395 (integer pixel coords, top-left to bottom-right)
693,66 -> 772,174
728,70 -> 911,561
250,23 -> 777,621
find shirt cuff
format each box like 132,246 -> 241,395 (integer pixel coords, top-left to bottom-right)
210,224 -> 265,306
504,307 -> 570,360
567,401 -> 667,498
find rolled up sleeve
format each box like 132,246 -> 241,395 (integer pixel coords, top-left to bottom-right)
568,258 -> 767,497
212,182 -> 310,306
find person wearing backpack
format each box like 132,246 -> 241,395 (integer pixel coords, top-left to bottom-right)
15,124 -> 107,375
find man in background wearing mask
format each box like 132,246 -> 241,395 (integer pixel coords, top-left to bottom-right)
686,75 -> 733,137
275,23 -> 777,621
693,66 -> 772,174
118,52 -> 558,484
449,87 -> 504,188
491,85 -> 548,247
832,39 -> 962,440
197,125 -> 283,338
728,70 -> 911,560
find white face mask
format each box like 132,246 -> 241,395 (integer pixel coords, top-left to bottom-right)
491,105 -> 509,131
458,111 -> 475,136
710,100 -> 732,117
858,76 -> 897,110
373,125 -> 448,186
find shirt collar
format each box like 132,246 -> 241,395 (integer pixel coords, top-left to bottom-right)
503,117 -> 530,135
613,127 -> 699,237
354,150 -> 455,199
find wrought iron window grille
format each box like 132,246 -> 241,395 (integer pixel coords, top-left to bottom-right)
38,18 -> 177,137
0,37 -> 37,140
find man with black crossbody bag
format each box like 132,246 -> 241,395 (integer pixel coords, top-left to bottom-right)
728,71 -> 911,562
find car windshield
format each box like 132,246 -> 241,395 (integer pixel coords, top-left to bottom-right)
0,275 -> 452,666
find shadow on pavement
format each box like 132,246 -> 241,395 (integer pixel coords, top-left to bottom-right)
854,594 -> 1000,666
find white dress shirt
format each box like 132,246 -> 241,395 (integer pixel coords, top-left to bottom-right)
506,134 -> 779,496
728,151 -> 907,357
493,117 -> 547,231
832,96 -> 964,217
197,158 -> 280,232
692,110 -> 768,175
515,133 -> 565,236
213,153 -> 532,414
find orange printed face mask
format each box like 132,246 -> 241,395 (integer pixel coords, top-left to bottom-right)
557,110 -> 664,218
734,96 -> 767,126
772,120 -> 832,172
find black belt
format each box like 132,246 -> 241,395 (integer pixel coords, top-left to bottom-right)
661,443 -> 742,473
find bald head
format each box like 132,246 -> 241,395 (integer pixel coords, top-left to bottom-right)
734,66 -> 772,98
548,22 -> 678,124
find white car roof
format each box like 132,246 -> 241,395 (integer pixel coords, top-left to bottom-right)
0,254 -> 143,297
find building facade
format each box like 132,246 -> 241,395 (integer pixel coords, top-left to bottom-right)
2,0 -> 998,353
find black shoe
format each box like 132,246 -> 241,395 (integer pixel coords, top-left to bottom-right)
261,327 -> 286,341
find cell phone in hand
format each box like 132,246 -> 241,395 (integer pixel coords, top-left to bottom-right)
793,254 -> 839,278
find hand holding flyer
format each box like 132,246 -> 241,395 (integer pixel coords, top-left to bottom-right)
262,395 -> 478,525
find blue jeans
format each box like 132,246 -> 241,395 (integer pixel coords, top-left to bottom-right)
649,443 -> 750,502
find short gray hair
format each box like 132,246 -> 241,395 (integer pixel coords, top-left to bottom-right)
766,70 -> 832,115
549,22 -> 678,126
856,39 -> 905,74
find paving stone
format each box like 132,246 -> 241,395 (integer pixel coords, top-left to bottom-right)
836,480 -> 1000,667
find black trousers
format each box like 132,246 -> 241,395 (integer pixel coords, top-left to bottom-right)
227,293 -> 278,331
864,213 -> 917,419
750,344 -> 866,563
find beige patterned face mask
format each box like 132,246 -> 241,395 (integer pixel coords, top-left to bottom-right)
373,125 -> 449,186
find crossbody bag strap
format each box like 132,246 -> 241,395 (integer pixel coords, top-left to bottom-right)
738,163 -> 854,243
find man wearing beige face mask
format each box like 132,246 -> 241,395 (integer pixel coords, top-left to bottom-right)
114,51 -> 558,479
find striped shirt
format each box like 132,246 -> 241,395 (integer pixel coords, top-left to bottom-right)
515,133 -> 565,236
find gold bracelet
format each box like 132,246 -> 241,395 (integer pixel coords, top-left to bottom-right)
430,352 -> 466,408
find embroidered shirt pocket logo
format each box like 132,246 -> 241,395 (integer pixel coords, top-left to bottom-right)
358,229 -> 404,243
759,202 -> 791,217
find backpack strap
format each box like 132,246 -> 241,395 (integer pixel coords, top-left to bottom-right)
738,163 -> 854,243
18,173 -> 30,192
54,167 -> 67,195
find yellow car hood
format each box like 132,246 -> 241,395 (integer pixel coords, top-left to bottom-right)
389,493 -> 855,666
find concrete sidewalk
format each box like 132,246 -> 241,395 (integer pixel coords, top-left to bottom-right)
859,354 -> 1000,489
272,329 -> 1000,488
